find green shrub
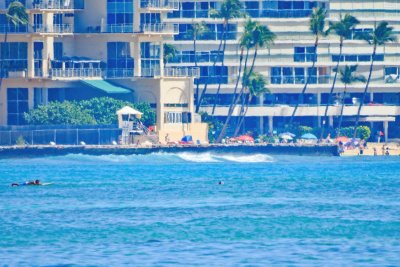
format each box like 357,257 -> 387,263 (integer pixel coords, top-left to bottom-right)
24,97 -> 156,126
338,126 -> 371,140
16,135 -> 26,146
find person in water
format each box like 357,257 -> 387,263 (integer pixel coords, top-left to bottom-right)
11,180 -> 41,186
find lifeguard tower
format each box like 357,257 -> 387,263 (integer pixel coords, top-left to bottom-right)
116,106 -> 145,145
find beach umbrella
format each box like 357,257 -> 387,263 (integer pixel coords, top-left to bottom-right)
280,132 -> 296,137
301,133 -> 318,140
279,134 -> 293,140
336,136 -> 349,143
237,135 -> 254,142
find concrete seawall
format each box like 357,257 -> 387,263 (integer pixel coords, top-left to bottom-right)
0,144 -> 339,158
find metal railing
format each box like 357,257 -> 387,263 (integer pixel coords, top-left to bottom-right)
31,0 -> 76,9
34,24 -> 73,34
141,68 -> 161,77
105,24 -> 133,33
0,128 -> 121,146
164,67 -> 200,78
140,23 -> 178,34
50,68 -> 103,78
140,0 -> 179,10
0,25 -> 28,33
105,69 -> 134,79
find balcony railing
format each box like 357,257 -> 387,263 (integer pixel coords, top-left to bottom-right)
140,23 -> 178,34
164,67 -> 200,78
105,24 -> 134,33
31,0 -> 76,10
105,69 -> 134,79
140,0 -> 179,10
34,24 -> 73,34
50,68 -> 103,79
141,68 -> 161,77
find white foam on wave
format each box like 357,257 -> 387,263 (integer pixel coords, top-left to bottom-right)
55,152 -> 274,164
176,152 -> 221,163
216,154 -> 274,163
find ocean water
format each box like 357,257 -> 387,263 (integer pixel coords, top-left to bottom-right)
0,152 -> 399,266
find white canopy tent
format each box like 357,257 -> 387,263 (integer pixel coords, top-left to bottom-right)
116,106 -> 143,128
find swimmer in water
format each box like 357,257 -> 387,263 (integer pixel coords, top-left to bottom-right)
218,181 -> 224,185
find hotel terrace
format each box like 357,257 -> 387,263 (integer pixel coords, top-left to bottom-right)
1,0 -> 400,141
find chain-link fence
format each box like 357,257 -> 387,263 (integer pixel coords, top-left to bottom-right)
0,128 -> 122,146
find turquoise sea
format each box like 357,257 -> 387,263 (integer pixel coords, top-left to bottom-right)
0,152 -> 399,266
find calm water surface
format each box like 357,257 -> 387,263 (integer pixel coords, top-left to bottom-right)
0,153 -> 399,266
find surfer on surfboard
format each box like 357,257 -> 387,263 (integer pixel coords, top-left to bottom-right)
11,179 -> 42,186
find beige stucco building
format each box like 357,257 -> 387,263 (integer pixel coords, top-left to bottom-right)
0,0 -> 208,144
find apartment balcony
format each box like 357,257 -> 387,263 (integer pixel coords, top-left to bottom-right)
140,23 -> 178,34
105,69 -> 134,79
203,104 -> 400,117
140,0 -> 180,11
49,68 -> 103,79
30,0 -> 84,10
33,24 -> 73,34
164,67 -> 200,78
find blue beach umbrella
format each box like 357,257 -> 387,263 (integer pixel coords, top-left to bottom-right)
301,133 -> 318,140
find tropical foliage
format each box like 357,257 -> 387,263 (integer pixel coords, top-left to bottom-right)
352,21 -> 397,137
25,97 -> 156,126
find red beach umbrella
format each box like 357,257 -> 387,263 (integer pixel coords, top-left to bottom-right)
237,135 -> 254,142
336,136 -> 350,143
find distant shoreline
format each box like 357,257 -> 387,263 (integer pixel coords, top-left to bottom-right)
0,144 -> 339,158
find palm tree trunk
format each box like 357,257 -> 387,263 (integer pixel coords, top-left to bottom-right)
353,45 -> 376,138
194,36 -> 200,107
215,48 -> 250,143
336,84 -> 347,136
233,95 -> 250,136
211,23 -> 228,115
196,24 -> 225,113
289,36 -> 319,125
320,38 -> 343,139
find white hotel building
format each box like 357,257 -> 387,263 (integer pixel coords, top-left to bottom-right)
0,0 -> 399,140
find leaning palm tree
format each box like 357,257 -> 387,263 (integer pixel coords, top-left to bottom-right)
215,18 -> 256,143
0,1 -> 29,86
186,22 -> 209,107
289,7 -> 327,125
352,21 -> 397,138
320,14 -> 359,139
216,23 -> 275,142
197,0 -> 243,113
337,65 -> 366,136
163,43 -> 177,68
233,72 -> 269,136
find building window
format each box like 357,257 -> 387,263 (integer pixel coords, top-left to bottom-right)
107,0 -> 133,33
54,42 -> 63,60
271,66 -> 329,85
331,54 -> 385,62
164,112 -> 182,124
261,1 -> 322,18
107,42 -> 134,75
0,42 -> 28,77
7,88 -> 29,125
294,46 -> 316,62
175,23 -> 236,41
195,66 -> 228,84
34,88 -> 46,108
141,42 -> 160,77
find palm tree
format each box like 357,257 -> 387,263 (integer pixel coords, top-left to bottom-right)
163,43 -> 177,68
320,14 -> 359,139
289,7 -> 327,125
233,72 -> 269,136
215,18 -> 256,143
337,65 -> 366,136
0,1 -> 28,85
196,0 -> 243,113
186,22 -> 209,107
352,21 -> 397,138
216,21 -> 275,142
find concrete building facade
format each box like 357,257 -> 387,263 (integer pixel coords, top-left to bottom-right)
0,0 -> 208,143
164,0 -> 400,139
